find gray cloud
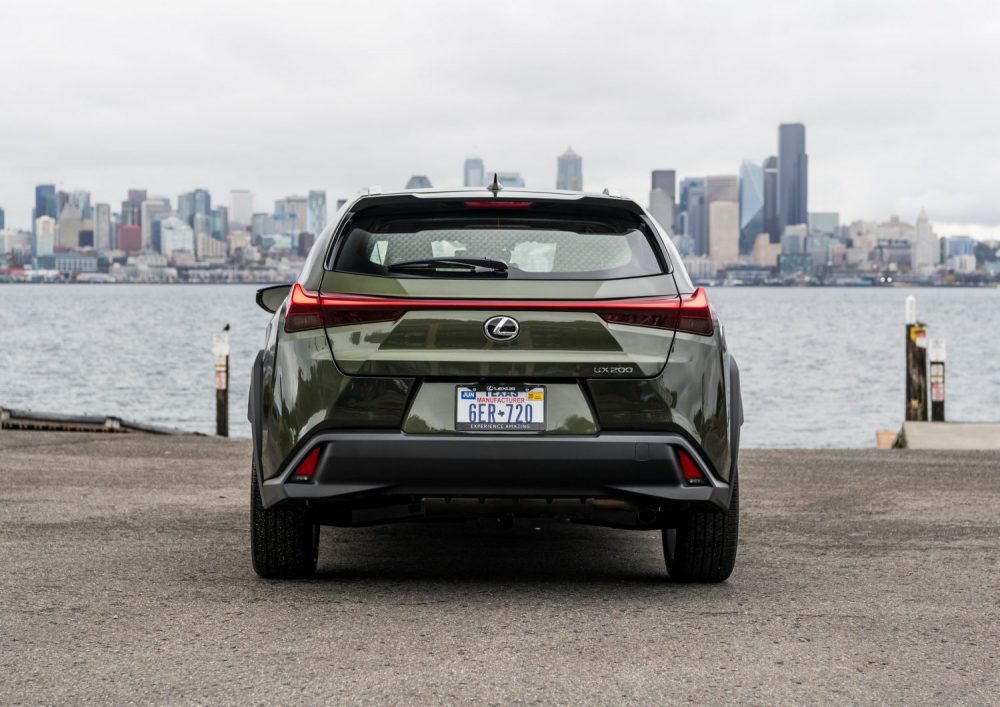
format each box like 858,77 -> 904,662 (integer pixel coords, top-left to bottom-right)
1,0 -> 999,238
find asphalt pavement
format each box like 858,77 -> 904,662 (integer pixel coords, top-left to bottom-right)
1,431 -> 997,705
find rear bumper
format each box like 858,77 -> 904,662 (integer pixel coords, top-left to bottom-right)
260,431 -> 731,510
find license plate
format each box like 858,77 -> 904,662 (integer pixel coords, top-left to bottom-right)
455,385 -> 545,431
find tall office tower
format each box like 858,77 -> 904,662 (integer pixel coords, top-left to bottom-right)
56,203 -> 83,249
159,216 -> 195,255
738,161 -> 764,256
94,203 -> 112,251
193,189 -> 211,221
34,216 -> 56,256
211,206 -> 228,239
708,201 -> 740,266
251,212 -> 275,239
778,123 -> 808,231
229,190 -> 254,227
307,190 -> 327,234
678,178 -> 707,255
405,175 -> 433,189
704,175 -> 738,258
178,191 -> 196,225
34,184 -> 58,229
556,147 -> 583,190
762,156 -> 779,242
57,190 -> 70,215
912,209 -> 937,272
648,170 -> 676,233
0,206 -> 4,230
193,212 -> 213,238
464,157 -> 485,187
121,189 -> 147,227
279,195 -> 308,237
140,198 -> 170,251
69,190 -> 93,219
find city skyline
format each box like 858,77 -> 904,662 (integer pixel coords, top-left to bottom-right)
2,2 -> 999,238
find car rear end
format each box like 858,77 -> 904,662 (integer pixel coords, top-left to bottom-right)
250,189 -> 742,581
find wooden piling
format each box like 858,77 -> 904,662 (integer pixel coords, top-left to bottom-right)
213,332 -> 230,437
904,296 -> 928,422
929,339 -> 946,422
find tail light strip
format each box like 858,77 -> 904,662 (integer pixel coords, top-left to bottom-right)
284,283 -> 713,336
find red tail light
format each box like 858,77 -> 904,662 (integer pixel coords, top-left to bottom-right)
463,201 -> 534,209
597,288 -> 712,336
676,448 -> 707,485
285,283 -> 713,336
285,284 -> 405,332
291,447 -> 321,482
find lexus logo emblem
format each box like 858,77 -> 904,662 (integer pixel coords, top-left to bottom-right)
484,316 -> 520,342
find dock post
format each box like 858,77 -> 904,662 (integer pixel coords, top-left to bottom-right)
904,296 -> 928,422
212,331 -> 230,437
929,338 -> 946,422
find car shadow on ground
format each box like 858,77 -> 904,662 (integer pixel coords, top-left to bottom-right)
306,519 -> 716,588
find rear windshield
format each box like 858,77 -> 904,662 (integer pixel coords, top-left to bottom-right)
332,210 -> 665,280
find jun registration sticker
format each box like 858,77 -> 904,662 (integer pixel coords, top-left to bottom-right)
455,385 -> 545,431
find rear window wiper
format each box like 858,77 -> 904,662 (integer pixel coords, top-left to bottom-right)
386,257 -> 509,275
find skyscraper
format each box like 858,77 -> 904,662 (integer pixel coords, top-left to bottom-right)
34,216 -> 56,256
738,161 -> 764,256
705,175 -> 739,259
307,190 -> 327,234
556,147 -> 583,190
0,206 -> 4,230
211,206 -> 229,239
122,189 -> 147,227
649,170 -> 676,233
762,156 -> 779,243
464,157 -> 485,187
678,178 -> 707,255
159,216 -> 195,255
56,203 -> 83,250
405,175 -> 433,189
708,201 -> 740,266
178,191 -> 196,225
280,195 -> 308,237
912,209 -> 937,273
140,198 -> 171,251
229,190 -> 254,227
70,190 -> 92,219
194,189 -> 211,221
94,203 -> 112,251
34,184 -> 58,228
778,123 -> 808,231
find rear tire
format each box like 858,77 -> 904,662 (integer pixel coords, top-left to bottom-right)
662,473 -> 739,583
251,463 -> 319,579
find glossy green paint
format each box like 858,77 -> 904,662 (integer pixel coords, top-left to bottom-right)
403,382 -> 598,434
324,310 -> 673,378
585,330 -> 732,480
259,309 -> 414,479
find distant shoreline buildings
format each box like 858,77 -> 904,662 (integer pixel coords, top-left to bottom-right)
1,132 -> 998,284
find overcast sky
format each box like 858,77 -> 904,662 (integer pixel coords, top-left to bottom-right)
2,0 -> 999,237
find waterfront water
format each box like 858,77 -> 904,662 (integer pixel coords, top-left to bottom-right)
1,284 -> 997,447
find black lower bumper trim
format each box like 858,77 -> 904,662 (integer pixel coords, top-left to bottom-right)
261,431 -> 730,510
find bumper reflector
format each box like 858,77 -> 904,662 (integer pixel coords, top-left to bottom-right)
677,449 -> 707,485
292,447 -> 321,482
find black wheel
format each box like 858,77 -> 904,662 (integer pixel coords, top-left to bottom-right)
662,473 -> 739,583
251,462 -> 319,579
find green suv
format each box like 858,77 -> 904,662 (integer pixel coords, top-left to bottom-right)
250,185 -> 742,582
